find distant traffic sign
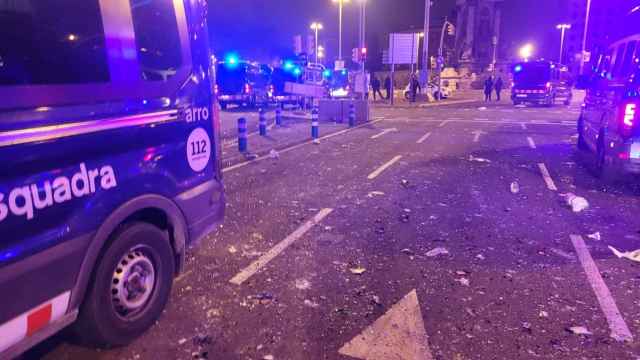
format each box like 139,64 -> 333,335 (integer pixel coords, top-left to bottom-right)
385,33 -> 420,65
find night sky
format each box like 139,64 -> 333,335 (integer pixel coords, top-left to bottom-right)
208,1 -> 571,65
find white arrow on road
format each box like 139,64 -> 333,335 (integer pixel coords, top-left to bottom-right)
370,128 -> 398,139
338,290 -> 434,360
472,130 -> 487,143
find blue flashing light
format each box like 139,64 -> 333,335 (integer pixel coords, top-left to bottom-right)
322,69 -> 332,78
514,64 -> 523,73
225,53 -> 240,68
293,67 -> 302,76
284,60 -> 295,71
341,69 -> 347,75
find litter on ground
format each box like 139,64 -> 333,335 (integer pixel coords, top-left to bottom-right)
608,246 -> 640,263
562,193 -> 589,213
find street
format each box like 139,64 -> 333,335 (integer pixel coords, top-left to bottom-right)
27,97 -> 640,360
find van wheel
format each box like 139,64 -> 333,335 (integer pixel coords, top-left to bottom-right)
595,133 -> 618,183
577,116 -> 589,151
74,222 -> 175,347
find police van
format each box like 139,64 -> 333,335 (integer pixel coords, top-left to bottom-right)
0,0 -> 224,357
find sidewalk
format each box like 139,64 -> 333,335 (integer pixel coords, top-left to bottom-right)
370,89 -> 482,109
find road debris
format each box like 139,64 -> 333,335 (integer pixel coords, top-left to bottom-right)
400,179 -> 410,188
367,191 -> 385,198
455,278 -> 470,287
245,153 -> 259,160
263,355 -> 275,360
401,248 -> 415,256
304,299 -> 320,308
550,248 -> 576,260
295,279 -> 311,290
228,245 -> 238,254
312,139 -> 321,144
349,266 -> 367,275
510,182 -> 520,194
468,155 -> 491,163
608,246 -> 640,263
567,326 -> 592,336
425,247 -> 449,257
587,232 -> 601,241
269,149 -> 280,159
562,193 -> 589,213
539,311 -> 549,318
178,338 -> 188,345
478,107 -> 488,111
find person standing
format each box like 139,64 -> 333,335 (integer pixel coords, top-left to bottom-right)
494,76 -> 504,102
410,74 -> 421,103
484,76 -> 494,102
384,75 -> 392,100
371,75 -> 383,101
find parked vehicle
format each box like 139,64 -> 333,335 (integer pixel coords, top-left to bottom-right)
511,61 -> 573,106
327,69 -> 351,99
403,82 -> 450,100
269,65 -> 302,108
0,0 -> 224,357
216,60 -> 271,109
578,34 -> 640,179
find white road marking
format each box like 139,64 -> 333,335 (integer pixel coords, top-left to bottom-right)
416,132 -> 432,144
570,235 -> 634,342
384,119 -> 573,127
223,118 -> 385,173
368,155 -> 403,180
229,208 -> 334,285
520,123 -> 528,130
527,136 -> 537,149
339,290 -> 434,360
473,118 -> 490,121
370,128 -> 398,139
472,130 -> 487,143
537,163 -> 558,191
438,120 -> 449,127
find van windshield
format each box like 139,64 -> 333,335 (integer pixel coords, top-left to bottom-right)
513,63 -> 551,86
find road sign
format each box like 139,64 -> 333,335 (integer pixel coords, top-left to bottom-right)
284,82 -> 325,98
335,60 -> 345,71
385,33 -> 420,65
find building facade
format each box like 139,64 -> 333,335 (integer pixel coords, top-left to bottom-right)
454,0 -> 504,73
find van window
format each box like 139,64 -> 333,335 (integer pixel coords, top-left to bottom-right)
130,0 -> 182,81
612,44 -> 627,77
621,41 -> 637,76
0,1 -> 109,85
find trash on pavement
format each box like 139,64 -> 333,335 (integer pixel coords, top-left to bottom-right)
539,311 -> 549,318
228,245 -> 238,254
468,155 -> 491,163
476,254 -> 486,260
567,326 -> 592,336
455,277 -> 470,286
295,279 -> 311,290
425,247 -> 449,257
312,139 -> 321,145
401,248 -> 415,256
349,266 -> 367,275
510,182 -> 520,194
269,149 -> 280,159
562,193 -> 589,213
263,355 -> 275,360
587,232 -> 602,241
367,191 -> 385,198
245,153 -> 259,160
478,107 -> 488,111
608,246 -> 640,263
401,179 -> 410,188
178,338 -> 188,345
304,299 -> 320,308
550,248 -> 576,260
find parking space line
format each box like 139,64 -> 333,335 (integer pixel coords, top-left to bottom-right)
570,235 -> 634,342
416,132 -> 432,144
368,155 -> 403,180
370,128 -> 398,139
472,130 -> 487,143
438,120 -> 449,127
527,136 -> 537,149
538,163 -> 558,191
229,208 -> 334,285
521,123 -> 527,130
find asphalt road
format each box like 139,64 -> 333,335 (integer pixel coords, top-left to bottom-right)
27,98 -> 640,360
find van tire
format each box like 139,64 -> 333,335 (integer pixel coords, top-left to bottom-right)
577,116 -> 589,151
73,222 -> 175,348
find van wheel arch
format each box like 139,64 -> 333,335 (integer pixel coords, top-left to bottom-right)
69,195 -> 188,313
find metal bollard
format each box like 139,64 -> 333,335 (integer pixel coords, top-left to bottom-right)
275,107 -> 282,126
348,103 -> 356,127
238,117 -> 247,153
259,108 -> 267,136
311,107 -> 319,140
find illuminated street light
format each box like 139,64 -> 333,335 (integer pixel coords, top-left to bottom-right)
67,34 -> 78,41
332,0 -> 350,61
310,22 -> 324,65
519,43 -> 534,61
556,24 -> 571,64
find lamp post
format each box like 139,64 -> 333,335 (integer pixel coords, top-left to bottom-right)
310,22 -> 323,65
332,0 -> 350,61
579,0 -> 592,74
556,24 -> 571,64
420,0 -> 432,86
519,43 -> 534,61
358,0 -> 367,100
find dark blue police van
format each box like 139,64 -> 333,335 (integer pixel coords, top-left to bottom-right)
0,0 -> 224,357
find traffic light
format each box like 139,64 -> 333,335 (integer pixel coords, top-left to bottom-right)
430,56 -> 436,69
352,48 -> 359,63
361,47 -> 367,62
447,23 -> 456,36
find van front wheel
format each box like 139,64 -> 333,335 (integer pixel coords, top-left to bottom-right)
74,222 -> 175,347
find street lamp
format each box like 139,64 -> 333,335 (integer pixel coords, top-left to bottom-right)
519,43 -> 534,61
332,0 -> 350,61
310,22 -> 323,64
579,0 -> 592,74
556,24 -> 571,64
358,0 -> 367,100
